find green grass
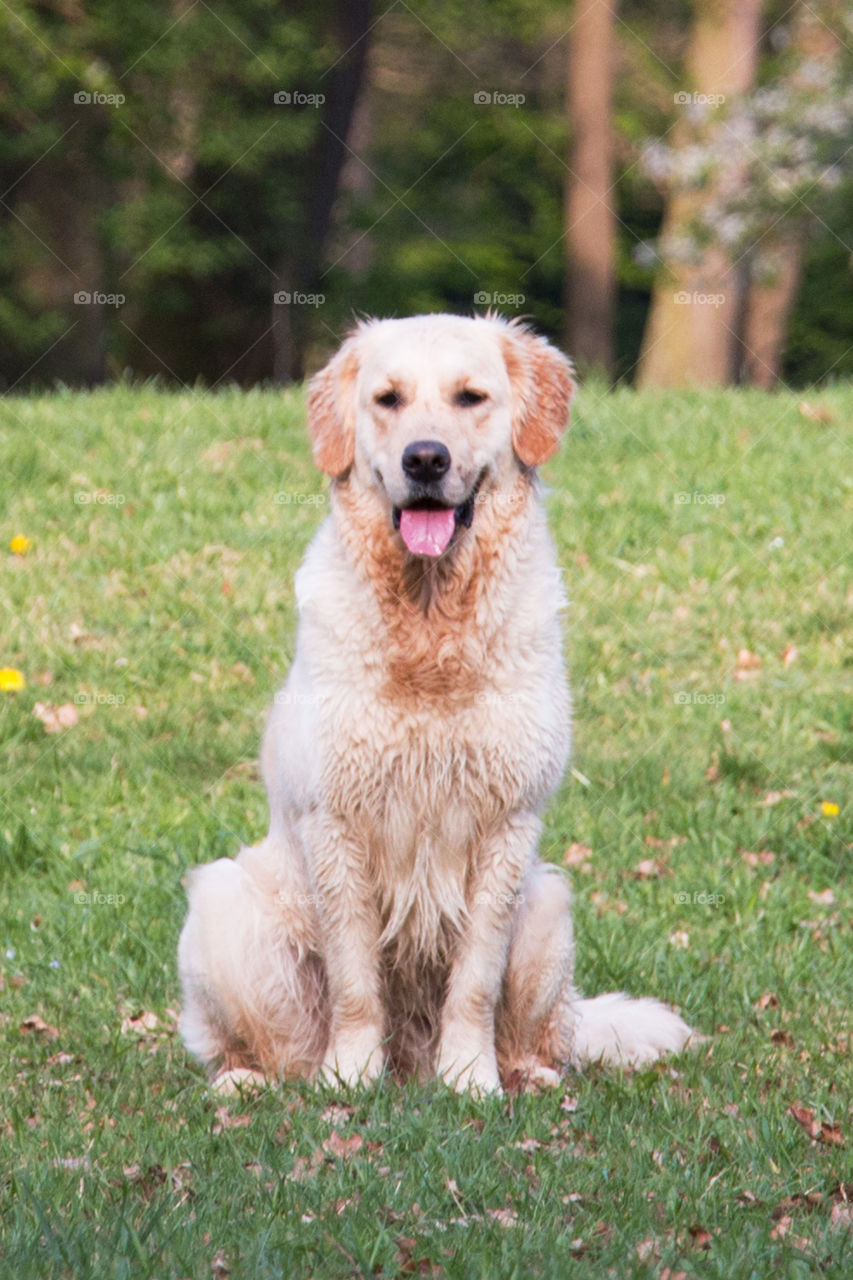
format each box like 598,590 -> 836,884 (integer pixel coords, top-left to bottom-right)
1,380 -> 851,1279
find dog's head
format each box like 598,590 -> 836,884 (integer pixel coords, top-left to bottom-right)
307,314 -> 575,559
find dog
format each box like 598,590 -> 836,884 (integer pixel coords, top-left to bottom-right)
178,313 -> 696,1095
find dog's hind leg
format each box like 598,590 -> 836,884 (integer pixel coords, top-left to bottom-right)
177,838 -> 329,1089
496,860 -> 577,1089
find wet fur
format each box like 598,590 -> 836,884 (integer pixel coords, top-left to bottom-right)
178,314 -> 696,1094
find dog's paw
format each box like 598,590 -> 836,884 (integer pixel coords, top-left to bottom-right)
322,1030 -> 385,1087
212,1067 -> 268,1096
437,1037 -> 502,1096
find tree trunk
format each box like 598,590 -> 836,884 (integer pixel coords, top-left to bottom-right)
272,0 -> 373,383
740,239 -> 804,387
564,0 -> 617,375
738,1 -> 840,387
636,0 -> 764,389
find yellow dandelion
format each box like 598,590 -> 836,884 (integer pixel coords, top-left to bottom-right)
9,534 -> 31,556
0,667 -> 26,692
820,801 -> 839,818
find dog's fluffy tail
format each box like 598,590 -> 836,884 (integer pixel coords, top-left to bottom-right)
571,992 -> 699,1068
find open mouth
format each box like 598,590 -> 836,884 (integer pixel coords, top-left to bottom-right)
392,476 -> 483,559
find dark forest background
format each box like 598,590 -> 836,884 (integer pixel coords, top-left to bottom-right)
1,0 -> 850,391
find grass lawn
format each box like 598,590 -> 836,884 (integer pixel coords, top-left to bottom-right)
1,379 -> 851,1278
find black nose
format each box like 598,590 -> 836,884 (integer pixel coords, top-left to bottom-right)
402,440 -> 451,484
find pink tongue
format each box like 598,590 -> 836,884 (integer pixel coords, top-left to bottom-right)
399,507 -> 456,557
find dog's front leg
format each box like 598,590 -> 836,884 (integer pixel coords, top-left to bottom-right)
437,811 -> 540,1095
303,812 -> 385,1086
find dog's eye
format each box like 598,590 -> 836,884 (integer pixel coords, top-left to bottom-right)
375,389 -> 402,409
455,389 -> 488,407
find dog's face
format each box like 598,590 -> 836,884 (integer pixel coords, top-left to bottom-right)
308,315 -> 575,558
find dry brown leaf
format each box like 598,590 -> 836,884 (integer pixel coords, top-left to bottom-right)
742,849 -> 776,867
771,1215 -> 792,1240
632,857 -> 668,879
20,1014 -> 59,1039
781,644 -> 799,667
669,930 -> 690,949
755,992 -> 778,1011
798,401 -> 833,423
736,648 -> 762,670
808,889 -> 836,907
322,1130 -> 364,1159
563,842 -> 593,870
830,1201 -> 853,1231
321,1103 -> 356,1127
643,835 -> 686,849
213,1107 -> 252,1134
788,1103 -> 820,1139
689,1224 -> 713,1249
211,1250 -> 230,1279
120,1011 -> 160,1037
33,702 -> 79,734
759,791 -> 796,807
488,1207 -> 519,1227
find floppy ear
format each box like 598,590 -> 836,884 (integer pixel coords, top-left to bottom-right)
501,323 -> 576,467
306,336 -> 361,476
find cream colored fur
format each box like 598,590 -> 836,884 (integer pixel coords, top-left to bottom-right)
178,314 -> 696,1094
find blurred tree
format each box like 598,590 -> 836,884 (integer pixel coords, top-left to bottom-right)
636,0 -> 765,388
564,0 -> 617,376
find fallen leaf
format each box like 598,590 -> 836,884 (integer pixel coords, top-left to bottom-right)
643,835 -> 686,849
742,849 -> 776,867
20,1014 -> 59,1039
669,930 -> 690,949
771,1215 -> 792,1240
788,1104 -> 820,1139
758,790 -> 795,807
213,1107 -> 253,1134
734,648 -> 762,680
831,1201 -> 853,1231
211,1250 -> 230,1278
808,889 -> 836,907
33,702 -> 79,734
632,857 -> 669,879
755,992 -> 778,1011
120,1011 -> 160,1037
322,1131 -> 364,1158
488,1207 -> 519,1227
563,842 -> 593,870
798,401 -> 833,423
689,1224 -> 713,1249
781,644 -> 799,667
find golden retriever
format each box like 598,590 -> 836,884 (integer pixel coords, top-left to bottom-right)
178,313 -> 695,1094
